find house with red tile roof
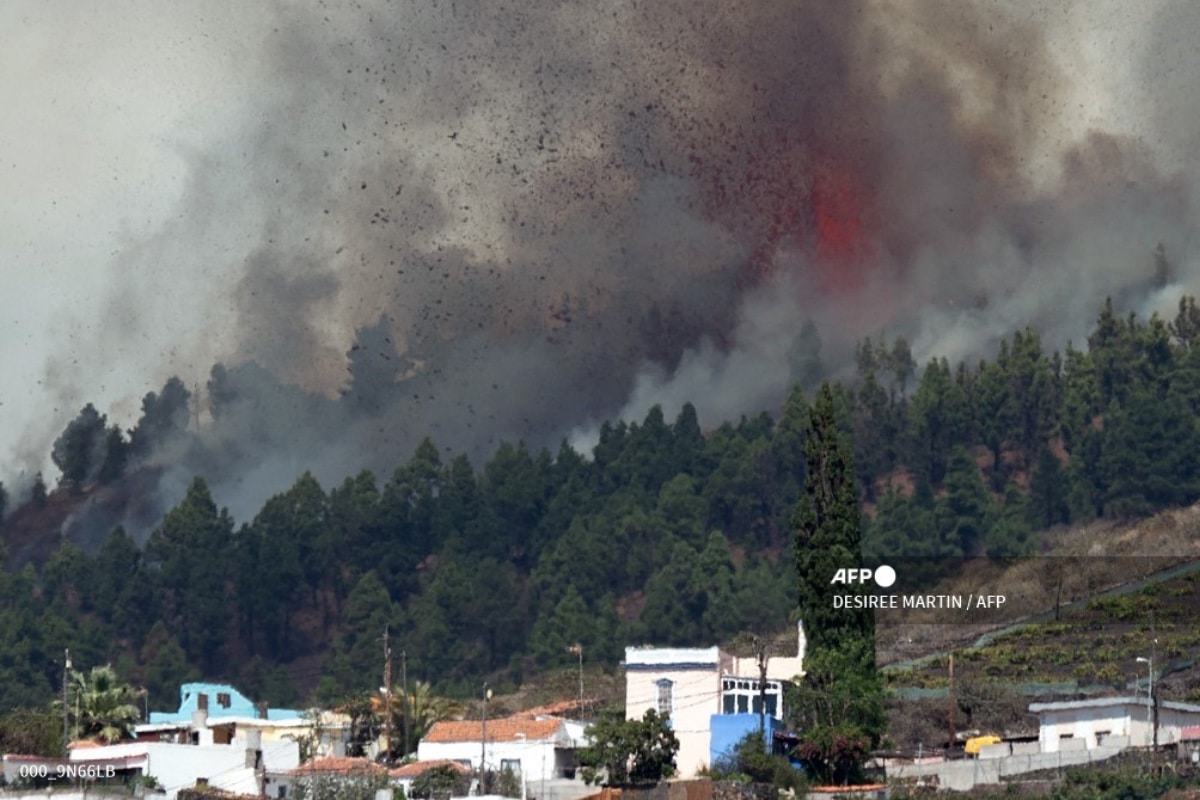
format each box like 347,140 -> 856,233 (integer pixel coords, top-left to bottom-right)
514,699 -> 597,720
266,755 -> 388,800
388,759 -> 472,797
288,756 -> 387,776
388,759 -> 471,779
417,716 -> 580,785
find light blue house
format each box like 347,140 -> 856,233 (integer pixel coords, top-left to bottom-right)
149,682 -> 303,724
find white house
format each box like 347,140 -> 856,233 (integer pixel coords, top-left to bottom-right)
136,711 -> 320,749
139,683 -> 347,758
1029,697 -> 1200,752
417,716 -> 579,783
623,621 -> 806,777
3,733 -> 299,800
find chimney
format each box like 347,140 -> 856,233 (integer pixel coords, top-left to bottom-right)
244,729 -> 264,767
193,709 -> 214,746
796,619 -> 807,661
245,729 -> 263,767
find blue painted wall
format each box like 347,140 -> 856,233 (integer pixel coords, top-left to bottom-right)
709,713 -> 783,767
149,682 -> 302,723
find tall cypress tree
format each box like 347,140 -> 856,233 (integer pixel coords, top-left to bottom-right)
791,382 -> 883,783
793,381 -> 872,658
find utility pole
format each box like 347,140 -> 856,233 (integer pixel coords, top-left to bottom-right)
402,650 -> 410,760
1152,652 -> 1159,750
948,654 -> 956,754
568,644 -> 584,720
480,682 -> 490,795
383,627 -> 393,764
62,649 -> 71,747
754,637 -> 769,738
1152,615 -> 1159,753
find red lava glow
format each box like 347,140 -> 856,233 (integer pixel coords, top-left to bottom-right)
810,166 -> 871,294
738,163 -> 875,295
685,129 -> 876,294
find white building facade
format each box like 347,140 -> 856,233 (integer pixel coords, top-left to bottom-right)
4,737 -> 299,800
1030,697 -> 1200,752
623,622 -> 806,777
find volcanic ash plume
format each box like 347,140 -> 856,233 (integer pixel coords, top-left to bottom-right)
17,0 -> 1200,526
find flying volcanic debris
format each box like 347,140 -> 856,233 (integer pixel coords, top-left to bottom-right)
2,0 -> 1198,528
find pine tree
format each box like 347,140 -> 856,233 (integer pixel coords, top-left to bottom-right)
51,404 -> 109,491
941,448 -> 993,557
986,483 -> 1035,559
128,377 -> 191,460
640,541 -> 703,645
853,370 -> 901,495
530,585 -> 591,666
329,571 -> 398,694
1027,446 -> 1070,529
144,477 -> 234,674
908,358 -> 972,485
96,426 -> 128,484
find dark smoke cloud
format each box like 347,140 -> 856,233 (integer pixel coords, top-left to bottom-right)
11,0 -> 1199,528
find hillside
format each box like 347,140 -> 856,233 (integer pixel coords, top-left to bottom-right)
1,468 -> 165,567
882,504 -> 1200,747
879,504 -> 1200,668
3,294 -> 1200,726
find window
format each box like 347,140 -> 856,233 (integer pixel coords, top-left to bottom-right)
500,759 -> 521,775
218,693 -> 232,708
720,677 -> 784,718
277,787 -> 287,800
656,679 -> 674,716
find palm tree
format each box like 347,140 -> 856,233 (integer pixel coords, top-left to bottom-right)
59,665 -> 141,744
384,681 -> 464,759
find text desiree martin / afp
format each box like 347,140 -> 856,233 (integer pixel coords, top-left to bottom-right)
833,594 -> 969,609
